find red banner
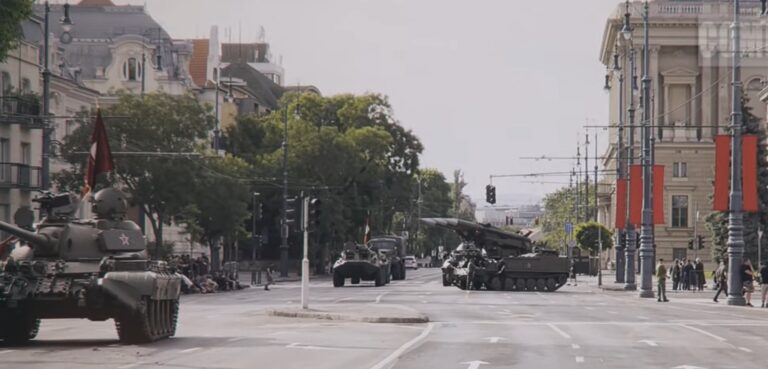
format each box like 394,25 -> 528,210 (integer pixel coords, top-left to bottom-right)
713,135 -> 730,211
615,178 -> 627,229
629,165 -> 643,226
653,165 -> 665,225
742,134 -> 758,212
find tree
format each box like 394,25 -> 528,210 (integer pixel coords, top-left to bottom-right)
411,168 -> 452,256
0,0 -> 32,62
449,170 -> 476,221
541,183 -> 594,251
56,93 -> 215,250
574,221 -> 613,255
706,94 -> 768,263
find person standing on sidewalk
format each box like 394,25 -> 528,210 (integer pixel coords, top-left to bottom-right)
713,260 -> 728,303
656,258 -> 669,302
264,264 -> 275,291
742,259 -> 755,307
759,262 -> 768,308
671,259 -> 681,291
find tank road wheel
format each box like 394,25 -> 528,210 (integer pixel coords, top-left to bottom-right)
0,310 -> 40,345
546,278 -> 557,292
351,277 -> 360,285
333,271 -> 345,287
535,279 -> 547,291
525,279 -> 536,291
514,279 -> 526,291
375,269 -> 385,287
168,299 -> 180,337
116,298 -> 154,344
487,277 -> 501,291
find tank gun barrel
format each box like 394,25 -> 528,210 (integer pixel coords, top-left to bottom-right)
0,220 -> 53,249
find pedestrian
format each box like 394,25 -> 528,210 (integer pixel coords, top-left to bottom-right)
569,261 -> 577,286
713,260 -> 728,303
759,262 -> 768,308
656,258 -> 669,302
742,259 -> 755,307
695,258 -> 705,291
682,259 -> 692,290
264,263 -> 275,291
671,259 -> 681,291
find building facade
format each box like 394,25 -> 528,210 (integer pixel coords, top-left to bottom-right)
599,0 -> 768,268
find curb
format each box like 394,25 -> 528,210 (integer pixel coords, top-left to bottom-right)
267,308 -> 430,324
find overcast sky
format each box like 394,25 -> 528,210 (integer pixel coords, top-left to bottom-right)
114,0 -> 617,204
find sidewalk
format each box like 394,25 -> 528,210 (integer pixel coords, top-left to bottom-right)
268,303 -> 429,324
238,271 -> 331,285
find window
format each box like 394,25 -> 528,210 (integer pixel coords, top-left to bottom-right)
672,248 -> 687,261
65,120 -> 77,137
672,195 -> 689,228
0,203 -> 9,241
0,139 -> 9,183
673,162 -> 687,178
1,71 -> 11,94
20,143 -> 31,187
21,78 -> 31,93
123,57 -> 142,81
21,143 -> 31,165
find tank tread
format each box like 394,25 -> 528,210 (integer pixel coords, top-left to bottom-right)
0,310 -> 40,345
115,297 -> 179,344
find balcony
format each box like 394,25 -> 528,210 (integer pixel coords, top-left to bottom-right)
0,163 -> 42,190
0,95 -> 44,128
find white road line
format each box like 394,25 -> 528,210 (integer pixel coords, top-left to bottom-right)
608,311 -> 618,315
227,337 -> 244,342
0,350 -> 16,355
547,323 -> 572,339
739,347 -> 753,353
179,347 -> 201,353
575,356 -> 585,363
374,292 -> 389,304
571,344 -> 581,349
368,322 -> 435,369
333,297 -> 354,303
584,307 -> 595,311
678,324 -> 727,342
639,340 -> 658,347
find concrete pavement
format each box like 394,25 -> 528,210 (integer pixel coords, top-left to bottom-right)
2,268 -> 768,369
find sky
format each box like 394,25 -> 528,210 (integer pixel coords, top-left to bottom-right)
113,0 -> 618,205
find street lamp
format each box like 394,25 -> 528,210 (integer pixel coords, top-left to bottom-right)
638,0 -> 655,298
613,44 -> 626,284
623,1 -> 637,291
280,93 -> 301,277
726,0 -> 747,307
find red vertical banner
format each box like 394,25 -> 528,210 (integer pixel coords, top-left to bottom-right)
713,135 -> 731,211
742,134 -> 758,212
629,165 -> 643,226
615,178 -> 627,229
653,165 -> 665,225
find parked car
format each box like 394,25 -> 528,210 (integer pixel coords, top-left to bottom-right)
404,256 -> 418,269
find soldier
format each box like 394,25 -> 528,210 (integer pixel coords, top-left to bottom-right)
264,263 -> 275,291
713,260 -> 728,303
656,258 -> 669,302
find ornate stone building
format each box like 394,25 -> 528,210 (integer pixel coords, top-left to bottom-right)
599,0 -> 768,268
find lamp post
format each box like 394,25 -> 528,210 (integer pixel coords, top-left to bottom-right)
41,2 -> 74,192
622,1 -> 637,290
279,93 -> 301,277
614,46 -> 626,284
638,0 -> 655,298
727,0 -> 747,306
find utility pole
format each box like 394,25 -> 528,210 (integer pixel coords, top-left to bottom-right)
576,145 -> 582,223
585,134 -> 590,222
301,194 -> 310,309
638,0 -> 655,298
726,0 -> 746,306
615,45 -> 626,283
621,1 -> 637,290
280,105 -> 290,277
41,1 -> 51,191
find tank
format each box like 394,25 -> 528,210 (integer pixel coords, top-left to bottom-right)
0,189 -> 181,345
368,236 -> 407,280
332,242 -> 390,287
421,218 -> 569,292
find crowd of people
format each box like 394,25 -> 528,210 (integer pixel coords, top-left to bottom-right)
669,258 -> 707,291
170,255 -> 246,294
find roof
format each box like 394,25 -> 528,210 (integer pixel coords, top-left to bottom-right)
221,63 -> 285,110
190,39 -> 209,87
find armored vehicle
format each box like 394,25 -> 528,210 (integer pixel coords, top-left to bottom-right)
333,242 -> 390,287
422,218 -> 569,292
368,236 -> 407,280
0,189 -> 181,345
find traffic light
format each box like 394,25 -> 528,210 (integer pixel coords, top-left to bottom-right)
254,202 -> 263,222
688,238 -> 694,250
308,198 -> 322,229
697,235 -> 705,250
285,197 -> 299,226
486,184 -> 496,204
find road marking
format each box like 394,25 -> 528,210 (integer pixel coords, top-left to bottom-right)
461,360 -> 489,369
571,344 -> 580,349
0,350 -> 16,355
286,343 -> 345,351
639,340 -> 658,347
672,365 -> 708,369
678,324 -> 727,342
368,322 -> 435,369
637,316 -> 650,320
608,311 -> 618,315
575,356 -> 585,363
227,337 -> 244,342
179,347 -> 201,353
547,323 -> 572,339
374,292 -> 389,304
333,297 -> 354,303
485,337 -> 505,343
584,307 -> 595,311
739,347 -> 752,353
118,363 -> 144,369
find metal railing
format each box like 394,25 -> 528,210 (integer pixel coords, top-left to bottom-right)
0,162 -> 42,189
0,96 -> 41,116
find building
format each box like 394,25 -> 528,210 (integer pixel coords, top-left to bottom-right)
475,205 -> 542,228
599,0 -> 768,268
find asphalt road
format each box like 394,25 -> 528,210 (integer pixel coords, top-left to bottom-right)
2,268 -> 767,369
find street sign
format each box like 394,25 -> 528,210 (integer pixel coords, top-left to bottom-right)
567,240 -> 576,249
565,222 -> 573,236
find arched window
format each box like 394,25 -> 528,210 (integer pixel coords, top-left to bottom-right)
747,78 -> 764,92
123,57 -> 143,81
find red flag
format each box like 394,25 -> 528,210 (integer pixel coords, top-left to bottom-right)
615,178 -> 627,229
653,165 -> 665,225
629,165 -> 643,226
742,135 -> 758,212
83,110 -> 114,196
713,135 -> 730,211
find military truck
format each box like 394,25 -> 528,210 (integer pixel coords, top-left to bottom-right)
421,218 -> 569,292
368,236 -> 407,280
0,189 -> 181,344
332,242 -> 390,287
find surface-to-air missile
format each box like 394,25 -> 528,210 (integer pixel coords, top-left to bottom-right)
0,188 -> 181,345
332,242 -> 391,287
422,218 -> 569,292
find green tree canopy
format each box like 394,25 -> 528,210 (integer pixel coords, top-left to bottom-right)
574,221 -> 613,254
0,0 -> 32,62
